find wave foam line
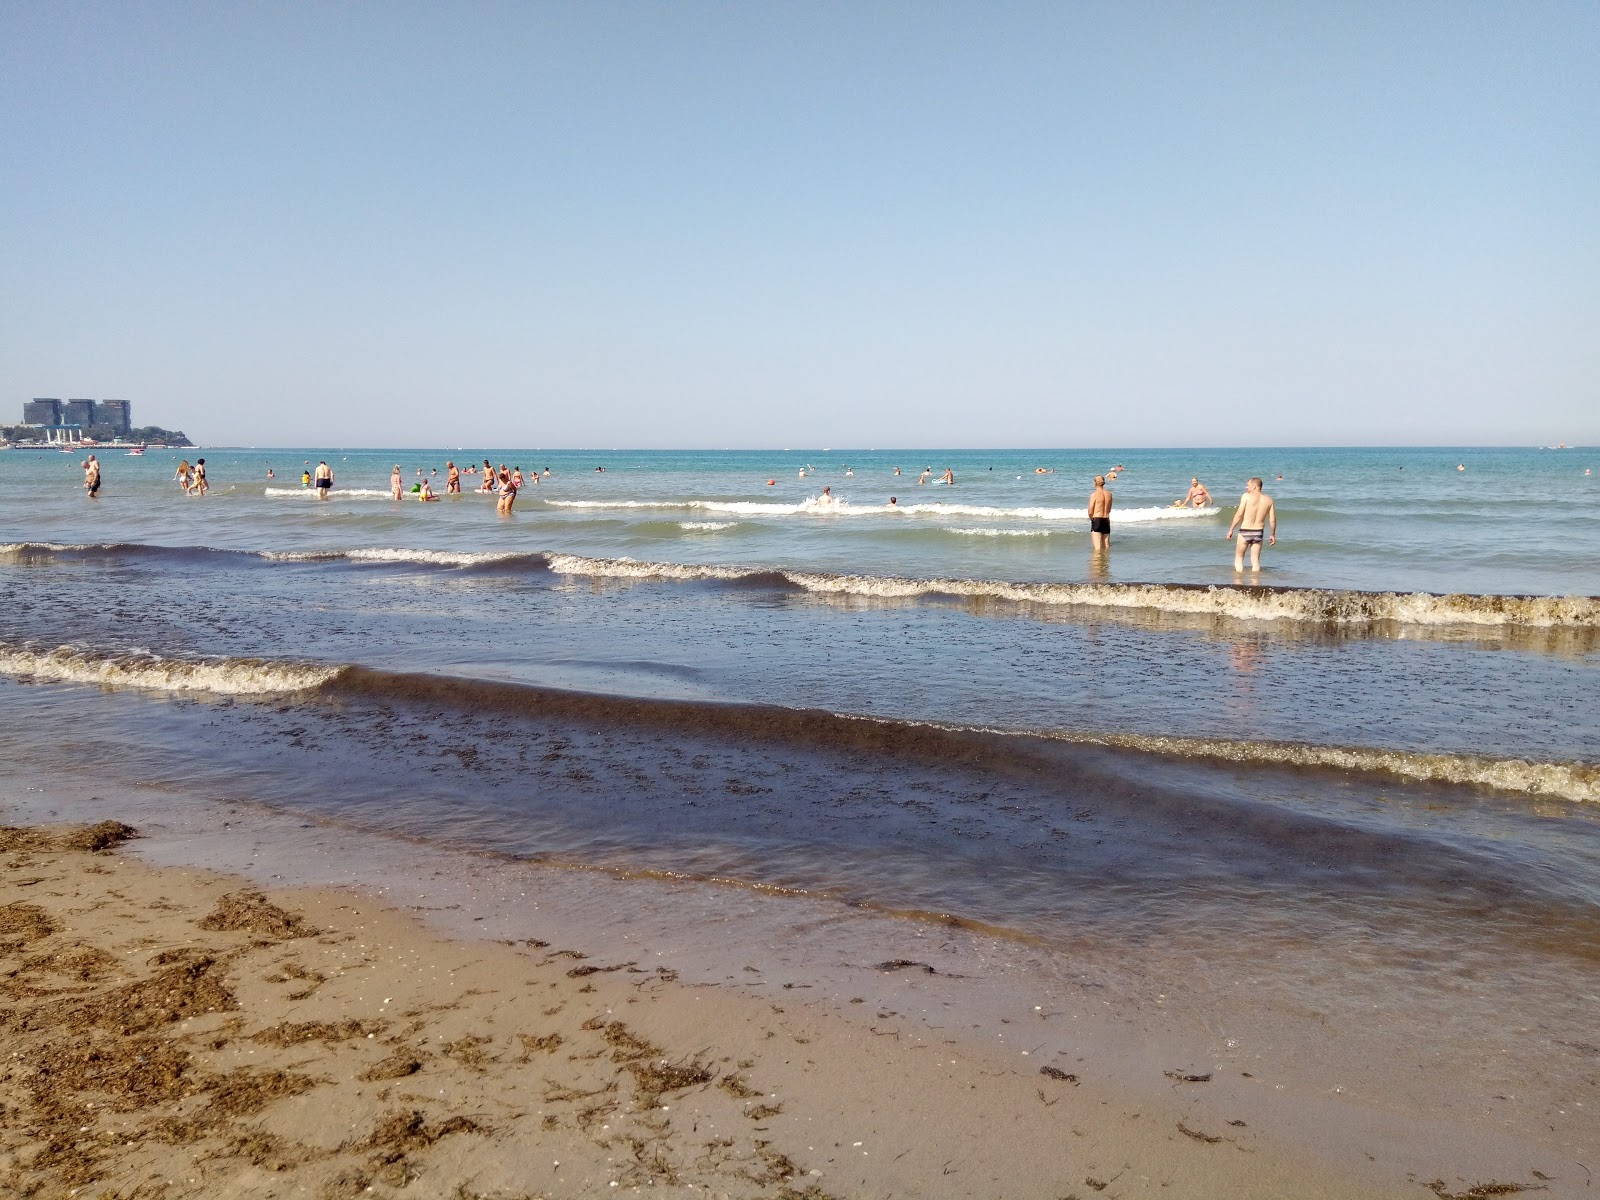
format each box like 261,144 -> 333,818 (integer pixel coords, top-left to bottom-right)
545,498 -> 1217,524
8,540 -> 1598,630
945,527 -> 1054,538
0,643 -> 341,695
264,487 -> 395,498
539,554 -> 1600,628
1039,730 -> 1600,804
259,547 -> 536,567
4,647 -> 1593,802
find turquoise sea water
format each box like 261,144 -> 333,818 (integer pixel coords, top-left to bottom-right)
4,444 -> 1598,594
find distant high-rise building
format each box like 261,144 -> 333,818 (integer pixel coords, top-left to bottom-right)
64,399 -> 97,427
96,399 -> 131,433
23,398 -> 62,426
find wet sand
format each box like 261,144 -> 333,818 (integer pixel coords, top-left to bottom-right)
2,820 -> 1577,1200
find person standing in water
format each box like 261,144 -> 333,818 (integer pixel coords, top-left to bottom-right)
1087,475 -> 1113,550
391,465 -> 403,500
190,458 -> 208,496
1226,477 -> 1277,571
446,461 -> 460,493
314,460 -> 333,499
83,454 -> 101,498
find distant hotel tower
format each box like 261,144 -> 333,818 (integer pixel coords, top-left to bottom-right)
24,398 -> 62,425
64,399 -> 97,427
96,399 -> 131,434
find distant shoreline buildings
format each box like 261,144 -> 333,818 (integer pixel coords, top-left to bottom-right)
4,398 -> 192,447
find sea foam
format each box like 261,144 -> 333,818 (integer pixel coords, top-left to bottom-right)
0,643 -> 341,695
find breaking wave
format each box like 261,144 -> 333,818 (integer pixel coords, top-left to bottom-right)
263,487 -> 395,498
6,540 -> 1598,630
544,498 -> 1218,524
3,644 -> 1594,802
945,527 -> 1055,538
537,554 -> 1600,629
0,642 -> 341,695
1034,729 -> 1600,804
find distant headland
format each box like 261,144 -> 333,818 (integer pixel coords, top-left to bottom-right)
1,398 -> 193,447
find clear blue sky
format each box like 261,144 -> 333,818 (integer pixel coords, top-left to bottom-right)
2,2 -> 1595,448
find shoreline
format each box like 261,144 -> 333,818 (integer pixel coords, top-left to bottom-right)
4,795 -> 1589,1197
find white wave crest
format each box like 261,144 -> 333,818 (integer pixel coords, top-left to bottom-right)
544,553 -> 751,582
264,487 -> 395,498
944,527 -> 1054,538
259,547 -> 529,567
0,643 -> 342,695
1048,730 -> 1600,804
536,554 -> 1599,627
546,498 -> 1219,524
679,521 -> 736,531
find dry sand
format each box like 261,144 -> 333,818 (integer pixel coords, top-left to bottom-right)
0,821 -> 1567,1200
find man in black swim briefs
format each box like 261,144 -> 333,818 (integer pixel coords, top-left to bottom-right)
1087,475 -> 1113,551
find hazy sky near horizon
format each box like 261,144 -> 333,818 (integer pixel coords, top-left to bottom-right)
2,3 -> 1595,448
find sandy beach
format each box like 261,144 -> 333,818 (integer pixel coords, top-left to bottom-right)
4,819 -> 1578,1200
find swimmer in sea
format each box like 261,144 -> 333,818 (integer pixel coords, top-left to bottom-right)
845,467 -> 854,476
894,467 -> 901,476
1088,475 -> 1112,551
391,465 -> 403,501
447,461 -> 460,493
1174,477 -> 1211,508
1226,477 -> 1277,572
266,468 -> 274,479
817,486 -> 835,506
419,477 -> 436,501
941,468 -> 955,485
918,468 -> 931,485
190,458 -> 208,496
887,496 -> 899,507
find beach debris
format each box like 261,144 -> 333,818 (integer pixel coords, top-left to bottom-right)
1163,1069 -> 1212,1083
1177,1121 -> 1224,1144
517,1031 -> 564,1055
0,901 -> 57,949
873,959 -> 937,974
1,820 -> 139,854
1424,1182 -> 1534,1199
1039,1066 -> 1079,1084
197,890 -> 318,939
251,1018 -> 386,1046
359,1050 -> 425,1081
719,1073 -> 761,1098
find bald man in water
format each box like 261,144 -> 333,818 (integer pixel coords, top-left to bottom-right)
1088,476 -> 1113,550
1226,477 -> 1277,571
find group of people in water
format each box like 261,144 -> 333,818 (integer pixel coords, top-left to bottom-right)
172,458 -> 208,495
101,454 -> 1284,567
